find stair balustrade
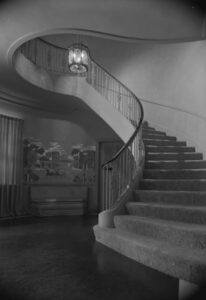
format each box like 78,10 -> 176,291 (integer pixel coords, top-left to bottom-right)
86,58 -> 144,209
16,37 -> 144,210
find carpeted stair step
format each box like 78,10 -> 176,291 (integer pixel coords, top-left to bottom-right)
142,127 -> 155,131
146,152 -> 203,160
95,121 -> 206,287
145,160 -> 206,169
145,146 -> 195,153
134,190 -> 206,206
126,202 -> 206,224
143,169 -> 206,179
143,134 -> 176,140
93,225 -> 206,284
114,215 -> 206,250
140,179 -> 206,191
144,140 -> 186,147
143,130 -> 166,136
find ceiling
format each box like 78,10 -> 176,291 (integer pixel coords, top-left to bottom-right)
0,0 -> 205,118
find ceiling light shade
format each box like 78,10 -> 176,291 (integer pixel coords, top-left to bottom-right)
68,44 -> 90,74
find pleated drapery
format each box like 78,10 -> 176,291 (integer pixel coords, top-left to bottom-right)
0,114 -> 25,217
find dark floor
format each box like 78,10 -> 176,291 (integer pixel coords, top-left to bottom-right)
0,215 -> 179,300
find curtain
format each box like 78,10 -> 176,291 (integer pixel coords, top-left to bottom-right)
0,114 -> 25,217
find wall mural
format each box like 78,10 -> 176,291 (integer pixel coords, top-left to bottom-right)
23,138 -> 96,185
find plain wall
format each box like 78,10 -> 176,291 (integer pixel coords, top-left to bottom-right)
23,116 -> 95,152
92,40 -> 206,157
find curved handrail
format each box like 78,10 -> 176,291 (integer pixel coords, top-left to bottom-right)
16,37 -> 144,210
89,57 -> 144,167
101,110 -> 143,168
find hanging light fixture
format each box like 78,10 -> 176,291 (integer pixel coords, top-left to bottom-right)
68,44 -> 90,74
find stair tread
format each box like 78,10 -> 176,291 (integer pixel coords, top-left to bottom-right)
148,159 -> 205,161
144,139 -> 185,142
115,215 -> 206,233
143,132 -> 165,134
95,225 -> 206,261
143,169 -> 206,179
116,229 -> 206,257
145,147 -> 195,153
94,225 -> 206,283
147,160 -> 206,163
141,179 -> 206,181
136,190 -> 206,194
146,153 -> 203,160
144,168 -> 206,171
127,202 -> 206,211
146,153 -> 202,156
146,152 -> 197,154
146,145 -> 191,148
143,138 -> 176,141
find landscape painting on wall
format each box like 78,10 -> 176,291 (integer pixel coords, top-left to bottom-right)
23,138 -> 96,185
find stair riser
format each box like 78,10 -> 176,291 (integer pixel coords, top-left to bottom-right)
134,191 -> 206,206
127,204 -> 206,224
146,153 -> 203,160
143,170 -> 206,179
143,135 -> 176,140
114,217 -> 206,249
144,140 -> 186,146
140,180 -> 206,191
145,161 -> 206,169
145,146 -> 195,153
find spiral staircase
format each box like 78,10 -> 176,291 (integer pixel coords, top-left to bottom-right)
15,38 -> 206,299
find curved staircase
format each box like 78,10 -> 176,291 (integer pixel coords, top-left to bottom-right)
94,122 -> 206,295
15,38 -> 206,296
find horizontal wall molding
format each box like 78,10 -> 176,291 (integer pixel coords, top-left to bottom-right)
0,87 -> 78,117
0,87 -> 47,110
38,28 -> 206,45
140,98 -> 206,123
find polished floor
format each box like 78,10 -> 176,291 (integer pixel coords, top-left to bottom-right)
0,216 -> 180,300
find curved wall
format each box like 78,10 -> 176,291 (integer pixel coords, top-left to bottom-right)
92,40 -> 206,157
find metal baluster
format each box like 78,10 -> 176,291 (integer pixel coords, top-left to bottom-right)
126,149 -> 129,187
103,166 -> 105,210
122,151 -> 125,189
105,167 -> 108,210
109,165 -> 112,208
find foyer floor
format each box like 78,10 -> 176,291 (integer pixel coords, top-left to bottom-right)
0,216 -> 179,300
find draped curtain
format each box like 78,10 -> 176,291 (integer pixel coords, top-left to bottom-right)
0,114 -> 25,217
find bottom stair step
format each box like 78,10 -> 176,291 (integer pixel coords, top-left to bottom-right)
94,225 -> 206,285
114,215 -> 206,250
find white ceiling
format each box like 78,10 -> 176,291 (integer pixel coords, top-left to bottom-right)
0,0 -> 205,116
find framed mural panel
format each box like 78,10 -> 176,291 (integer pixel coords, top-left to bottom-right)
23,138 -> 96,186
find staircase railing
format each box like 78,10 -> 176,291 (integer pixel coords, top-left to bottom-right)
86,59 -> 144,209
16,37 -> 144,210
